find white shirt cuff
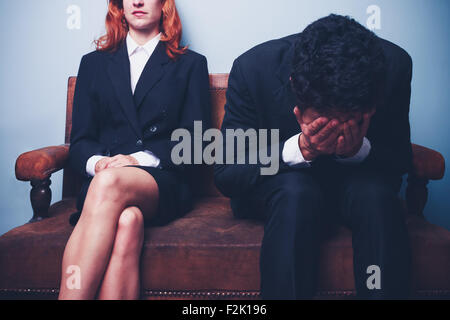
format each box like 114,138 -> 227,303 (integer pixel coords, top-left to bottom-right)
335,137 -> 371,164
130,150 -> 161,167
86,150 -> 161,177
86,155 -> 107,177
282,133 -> 313,168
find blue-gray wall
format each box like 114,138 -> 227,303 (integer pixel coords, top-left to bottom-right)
1,0 -> 449,235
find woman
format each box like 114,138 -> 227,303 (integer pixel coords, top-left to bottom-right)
59,0 -> 211,299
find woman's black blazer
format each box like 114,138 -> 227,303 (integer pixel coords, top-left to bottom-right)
69,40 -> 211,207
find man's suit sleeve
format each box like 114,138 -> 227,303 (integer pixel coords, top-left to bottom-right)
214,59 -> 289,198
69,55 -> 109,177
363,51 -> 413,176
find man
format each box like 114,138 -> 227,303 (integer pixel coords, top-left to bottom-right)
214,14 -> 413,299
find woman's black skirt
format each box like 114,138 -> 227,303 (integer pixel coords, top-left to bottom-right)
69,166 -> 193,227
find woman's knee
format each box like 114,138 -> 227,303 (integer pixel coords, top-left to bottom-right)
87,169 -> 125,204
118,207 -> 144,232
112,207 -> 145,258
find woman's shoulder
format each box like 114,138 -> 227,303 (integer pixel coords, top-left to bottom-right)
75,49 -> 112,79
80,49 -> 109,65
175,48 -> 207,66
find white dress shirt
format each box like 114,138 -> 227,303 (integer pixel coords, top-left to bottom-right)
86,33 -> 162,176
282,133 -> 371,167
127,32 -> 161,94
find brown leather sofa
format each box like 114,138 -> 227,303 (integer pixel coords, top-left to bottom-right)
1,75 -> 449,299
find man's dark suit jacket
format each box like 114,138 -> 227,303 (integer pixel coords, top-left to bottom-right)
69,41 -> 211,210
214,33 -> 413,210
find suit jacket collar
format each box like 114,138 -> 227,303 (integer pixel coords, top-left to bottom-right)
106,41 -> 170,139
273,41 -> 297,114
107,41 -> 142,138
133,41 -> 170,108
275,39 -> 296,85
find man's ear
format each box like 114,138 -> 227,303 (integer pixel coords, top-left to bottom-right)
293,106 -> 303,125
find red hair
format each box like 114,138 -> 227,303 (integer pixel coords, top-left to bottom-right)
95,0 -> 187,59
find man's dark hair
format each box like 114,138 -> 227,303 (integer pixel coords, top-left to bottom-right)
291,14 -> 386,113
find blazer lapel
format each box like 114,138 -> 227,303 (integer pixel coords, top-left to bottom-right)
133,41 -> 170,109
273,42 -> 297,114
107,42 -> 142,139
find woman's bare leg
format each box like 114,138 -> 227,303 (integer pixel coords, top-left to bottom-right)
97,206 -> 145,300
58,167 -> 158,300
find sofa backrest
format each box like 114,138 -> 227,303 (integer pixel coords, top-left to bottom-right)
62,74 -> 229,199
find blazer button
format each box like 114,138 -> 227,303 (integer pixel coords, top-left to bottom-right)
136,140 -> 143,147
149,126 -> 158,133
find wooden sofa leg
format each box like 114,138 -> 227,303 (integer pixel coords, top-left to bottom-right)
29,178 -> 52,223
406,175 -> 428,218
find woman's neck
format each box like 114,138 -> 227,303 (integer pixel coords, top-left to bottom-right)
129,27 -> 160,46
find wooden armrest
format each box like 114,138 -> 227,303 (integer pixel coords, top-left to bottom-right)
407,143 -> 445,217
411,143 -> 445,180
15,144 -> 69,182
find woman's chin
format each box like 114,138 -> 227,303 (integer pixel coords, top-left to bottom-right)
129,22 -> 157,33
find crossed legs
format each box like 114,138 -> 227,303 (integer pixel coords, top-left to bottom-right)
58,167 -> 159,300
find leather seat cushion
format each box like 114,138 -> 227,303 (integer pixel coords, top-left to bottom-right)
0,197 -> 449,298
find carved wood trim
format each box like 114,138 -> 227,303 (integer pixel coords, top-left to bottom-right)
29,179 -> 52,223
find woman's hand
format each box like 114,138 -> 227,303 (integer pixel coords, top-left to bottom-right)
95,154 -> 139,174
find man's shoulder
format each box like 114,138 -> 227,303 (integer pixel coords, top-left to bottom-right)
377,37 -> 413,74
234,33 -> 299,72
